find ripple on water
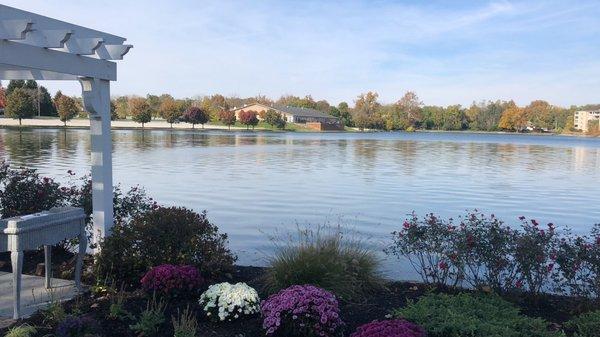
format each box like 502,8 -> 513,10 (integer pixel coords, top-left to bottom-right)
1,129 -> 599,277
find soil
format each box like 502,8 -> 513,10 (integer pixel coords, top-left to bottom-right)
1,254 -> 598,337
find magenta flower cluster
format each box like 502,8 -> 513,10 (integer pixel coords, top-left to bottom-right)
350,319 -> 426,337
261,285 -> 343,337
140,264 -> 203,296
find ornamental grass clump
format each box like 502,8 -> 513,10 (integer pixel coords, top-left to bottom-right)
199,282 -> 260,321
261,284 -> 344,337
5,324 -> 37,337
350,319 -> 426,337
141,264 -> 203,297
265,225 -> 382,301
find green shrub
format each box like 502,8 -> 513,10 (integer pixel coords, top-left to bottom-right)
95,206 -> 236,287
393,293 -> 563,337
264,225 -> 382,301
5,324 -> 37,337
565,310 -> 600,337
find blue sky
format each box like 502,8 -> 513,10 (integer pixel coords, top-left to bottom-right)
4,0 -> 600,107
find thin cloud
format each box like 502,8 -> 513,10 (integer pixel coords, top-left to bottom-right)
2,0 -> 599,107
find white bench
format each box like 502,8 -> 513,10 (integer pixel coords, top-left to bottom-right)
0,207 -> 87,319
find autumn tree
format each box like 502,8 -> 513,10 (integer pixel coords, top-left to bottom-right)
129,97 -> 152,128
442,105 -> 466,130
397,91 -> 423,128
209,94 -> 230,112
353,113 -> 370,131
5,88 -> 35,125
0,85 -> 5,110
183,106 -> 210,129
524,100 -> 554,130
238,110 -> 259,130
587,120 -> 600,135
218,110 -> 236,130
56,95 -> 79,126
353,92 -> 380,130
159,96 -> 181,128
253,94 -> 273,106
113,96 -> 129,119
498,105 -> 526,131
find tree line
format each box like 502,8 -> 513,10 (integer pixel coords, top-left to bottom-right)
1,80 -> 598,134
0,80 -> 81,126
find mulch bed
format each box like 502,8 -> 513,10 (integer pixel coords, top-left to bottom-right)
0,253 -> 597,337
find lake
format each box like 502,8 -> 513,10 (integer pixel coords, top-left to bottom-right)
1,128 -> 599,278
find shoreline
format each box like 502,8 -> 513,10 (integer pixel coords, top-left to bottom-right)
0,117 -> 596,138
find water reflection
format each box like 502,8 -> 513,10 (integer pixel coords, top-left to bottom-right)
0,129 -> 599,274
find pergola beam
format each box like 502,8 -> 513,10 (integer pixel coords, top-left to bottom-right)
0,64 -> 78,80
0,39 -> 116,80
0,4 -> 132,251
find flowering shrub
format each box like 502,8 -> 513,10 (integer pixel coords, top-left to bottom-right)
141,264 -> 203,297
261,284 -> 344,337
387,210 -> 600,297
454,212 -> 519,291
386,212 -> 463,286
553,225 -> 600,298
350,319 -> 426,337
514,217 -> 558,295
199,282 -> 260,321
55,315 -> 98,337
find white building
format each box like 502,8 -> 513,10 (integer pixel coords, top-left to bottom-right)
574,110 -> 600,132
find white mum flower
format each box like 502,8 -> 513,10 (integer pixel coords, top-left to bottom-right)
199,282 -> 260,321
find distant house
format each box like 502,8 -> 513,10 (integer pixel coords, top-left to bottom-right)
574,110 -> 600,132
231,103 -> 342,130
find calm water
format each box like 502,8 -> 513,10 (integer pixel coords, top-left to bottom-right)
1,129 -> 599,277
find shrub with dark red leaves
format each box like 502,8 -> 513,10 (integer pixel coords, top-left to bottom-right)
261,284 -> 344,337
95,206 -> 236,287
350,319 -> 426,337
0,163 -> 65,218
140,264 -> 203,297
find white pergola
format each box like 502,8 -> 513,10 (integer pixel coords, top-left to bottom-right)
0,5 -> 132,244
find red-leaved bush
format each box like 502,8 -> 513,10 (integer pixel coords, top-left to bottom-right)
350,319 -> 426,337
140,264 -> 203,297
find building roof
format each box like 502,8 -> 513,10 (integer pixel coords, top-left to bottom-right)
274,105 -> 336,119
234,102 -> 337,119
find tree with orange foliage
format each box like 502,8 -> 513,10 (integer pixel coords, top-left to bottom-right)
498,106 -> 527,131
218,110 -> 236,130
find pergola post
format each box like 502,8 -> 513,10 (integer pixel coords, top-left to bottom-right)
79,78 -> 114,246
1,4 -> 131,246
